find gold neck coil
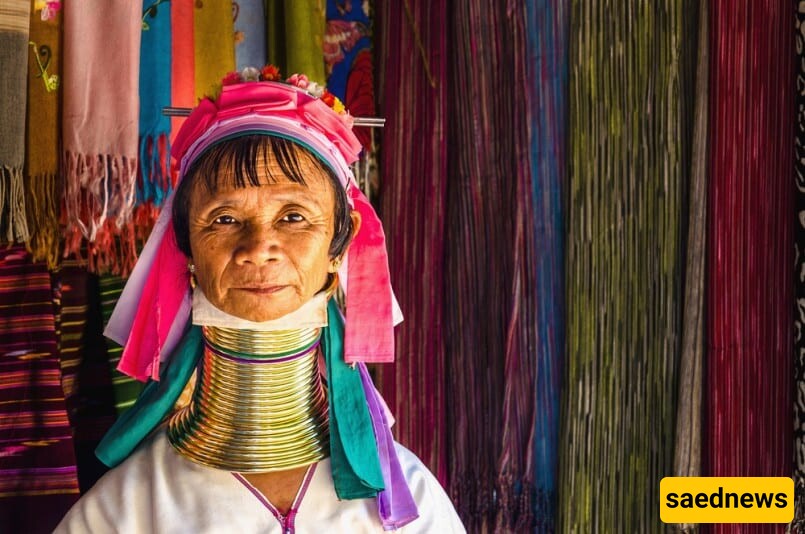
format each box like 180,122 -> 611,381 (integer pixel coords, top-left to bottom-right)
167,326 -> 330,472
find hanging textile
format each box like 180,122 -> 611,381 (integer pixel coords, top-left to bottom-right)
706,3 -> 793,534
375,0 -> 449,506
525,0 -> 568,529
53,260 -> 116,492
0,247 -> 79,534
234,0 -> 267,71
324,0 -> 375,150
194,0 -> 235,100
100,274 -> 144,415
444,1 -> 538,530
0,1 -> 31,244
559,1 -> 693,530
795,1 -> 805,527
25,0 -> 62,268
62,1 -> 142,274
265,0 -> 326,84
673,4 -> 707,531
170,0 -> 194,146
137,0 -> 173,233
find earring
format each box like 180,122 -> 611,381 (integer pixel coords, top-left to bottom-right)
330,257 -> 342,272
188,263 -> 197,289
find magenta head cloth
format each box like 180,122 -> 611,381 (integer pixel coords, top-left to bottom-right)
106,81 -> 400,381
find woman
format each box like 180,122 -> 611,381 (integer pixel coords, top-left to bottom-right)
55,69 -> 464,533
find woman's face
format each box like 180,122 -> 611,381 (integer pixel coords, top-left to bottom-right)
187,149 -> 338,322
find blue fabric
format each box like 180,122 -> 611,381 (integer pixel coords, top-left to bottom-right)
526,0 -> 568,527
138,0 -> 172,206
324,0 -> 371,100
234,0 -> 267,71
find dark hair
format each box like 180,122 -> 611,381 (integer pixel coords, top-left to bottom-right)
172,135 -> 353,260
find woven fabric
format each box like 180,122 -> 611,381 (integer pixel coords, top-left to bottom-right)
324,0 -> 375,150
234,0 -> 267,71
99,275 -> 144,415
0,247 -> 79,533
265,0 -> 326,84
559,1 -> 692,530
673,0 -> 708,505
53,260 -> 116,492
525,0 -> 568,529
193,0 -> 235,100
796,1 -> 805,526
62,1 -> 142,274
705,4 -> 793,534
24,0 -> 62,268
0,1 -> 31,244
375,0 -> 449,502
170,0 -> 194,146
138,0 -> 173,215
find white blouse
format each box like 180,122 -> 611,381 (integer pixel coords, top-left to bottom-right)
55,431 -> 465,533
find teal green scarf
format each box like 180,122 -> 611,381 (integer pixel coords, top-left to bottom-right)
96,301 -> 383,498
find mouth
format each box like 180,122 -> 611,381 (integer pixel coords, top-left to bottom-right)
236,285 -> 289,295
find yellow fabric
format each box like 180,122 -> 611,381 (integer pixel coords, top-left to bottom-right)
194,1 -> 236,100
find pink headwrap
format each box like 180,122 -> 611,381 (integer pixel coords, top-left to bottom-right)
105,81 -> 399,381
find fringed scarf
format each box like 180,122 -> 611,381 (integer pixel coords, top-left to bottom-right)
524,0 -> 568,530
0,247 -> 79,533
265,0 -> 326,84
137,0 -> 173,237
672,3 -> 708,532
558,1 -> 692,530
194,0 -> 235,100
234,0 -> 267,70
795,1 -> 805,528
62,1 -> 142,274
0,1 -> 31,244
444,1 -> 539,529
706,4 -> 793,534
375,0 -> 449,503
24,0 -> 62,269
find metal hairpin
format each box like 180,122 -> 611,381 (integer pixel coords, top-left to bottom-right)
162,106 -> 385,127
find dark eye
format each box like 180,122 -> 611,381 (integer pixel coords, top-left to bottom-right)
213,215 -> 238,225
281,213 -> 305,223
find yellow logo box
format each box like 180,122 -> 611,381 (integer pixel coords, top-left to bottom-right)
660,477 -> 793,524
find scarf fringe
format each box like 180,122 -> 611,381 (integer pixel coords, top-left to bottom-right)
62,151 -> 138,275
494,477 -> 537,532
0,166 -> 30,244
24,172 -> 61,270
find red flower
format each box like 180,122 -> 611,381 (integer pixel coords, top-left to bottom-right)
260,65 -> 281,81
321,90 -> 336,107
221,71 -> 242,86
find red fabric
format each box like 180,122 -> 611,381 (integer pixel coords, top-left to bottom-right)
170,0 -> 195,145
706,4 -> 793,534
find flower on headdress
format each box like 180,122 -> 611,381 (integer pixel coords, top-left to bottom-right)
240,67 -> 261,82
321,90 -> 346,114
260,65 -> 281,81
306,82 -> 325,98
286,73 -> 310,90
221,71 -> 243,86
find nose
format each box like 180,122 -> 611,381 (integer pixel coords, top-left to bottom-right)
233,224 -> 283,265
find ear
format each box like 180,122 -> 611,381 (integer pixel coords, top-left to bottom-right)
349,209 -> 362,242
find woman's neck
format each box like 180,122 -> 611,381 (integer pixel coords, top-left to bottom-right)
167,325 -> 330,472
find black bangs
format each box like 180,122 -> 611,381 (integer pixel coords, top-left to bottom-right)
189,135 -> 324,191
172,134 -> 354,260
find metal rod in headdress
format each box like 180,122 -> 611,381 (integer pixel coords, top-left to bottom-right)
162,107 -> 385,127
